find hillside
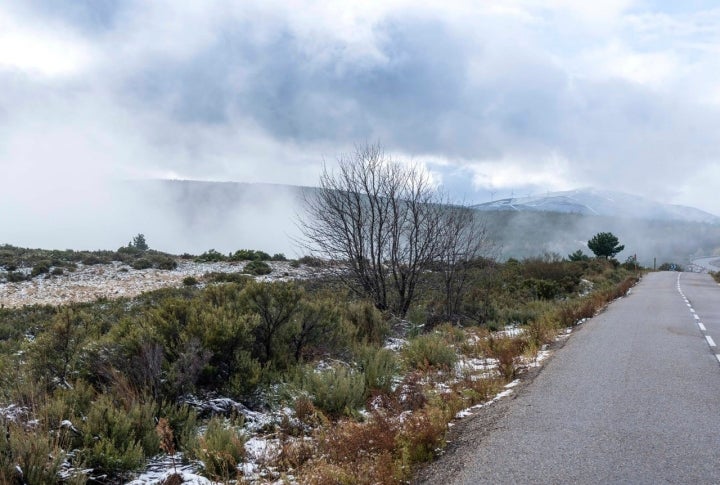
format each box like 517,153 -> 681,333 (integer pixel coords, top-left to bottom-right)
472,188 -> 720,225
482,210 -> 720,265
141,180 -> 719,265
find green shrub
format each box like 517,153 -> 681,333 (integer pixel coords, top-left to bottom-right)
295,364 -> 367,417
288,298 -> 353,363
131,258 -> 152,270
345,301 -> 387,345
0,423 -> 66,484
31,260 -> 51,277
241,281 -> 302,365
78,396 -> 158,477
568,249 -> 590,261
204,272 -> 252,285
183,276 -> 199,286
6,271 -> 28,282
271,253 -> 287,261
158,403 -> 199,453
192,417 -> 245,481
523,278 -> 560,300
152,255 -> 178,270
297,255 -> 324,267
356,345 -> 398,396
403,333 -> 457,371
243,260 -> 272,276
82,255 -> 107,265
196,249 -> 228,262
230,249 -> 271,261
117,245 -> 142,256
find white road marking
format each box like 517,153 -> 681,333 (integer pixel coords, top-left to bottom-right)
706,335 -> 716,347
695,314 -> 700,320
716,354 -> 720,364
699,322 -> 707,332
691,309 -> 696,313
687,303 -> 692,308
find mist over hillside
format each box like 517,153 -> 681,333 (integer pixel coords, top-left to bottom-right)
484,211 -> 720,265
4,179 -> 718,264
128,180 -> 307,256
473,189 -> 720,225
146,181 -> 720,265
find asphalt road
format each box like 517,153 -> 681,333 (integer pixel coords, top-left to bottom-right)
421,271 -> 720,484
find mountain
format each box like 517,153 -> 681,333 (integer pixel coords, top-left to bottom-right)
123,180 -> 720,265
471,188 -> 720,225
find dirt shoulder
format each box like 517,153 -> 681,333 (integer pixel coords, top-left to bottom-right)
412,330 -> 572,484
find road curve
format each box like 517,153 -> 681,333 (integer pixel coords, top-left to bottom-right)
419,271 -> 720,484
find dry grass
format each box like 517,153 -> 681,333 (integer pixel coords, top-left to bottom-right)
487,336 -> 527,380
451,376 -> 505,407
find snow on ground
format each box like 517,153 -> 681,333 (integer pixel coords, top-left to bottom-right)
495,325 -> 524,338
454,357 -> 497,378
384,337 -> 408,351
0,258 -> 570,483
453,379 -> 521,420
0,260 -> 331,308
126,454 -> 213,485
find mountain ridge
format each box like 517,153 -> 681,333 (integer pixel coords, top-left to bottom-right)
470,188 -> 719,225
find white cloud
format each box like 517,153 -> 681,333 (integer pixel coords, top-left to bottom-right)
470,153 -> 575,191
0,9 -> 93,77
3,0 -> 720,252
574,41 -> 678,87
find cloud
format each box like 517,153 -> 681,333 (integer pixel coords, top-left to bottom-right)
0,8 -> 94,77
3,0 -> 720,252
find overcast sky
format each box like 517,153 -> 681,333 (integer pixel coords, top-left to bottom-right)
2,0 -> 720,219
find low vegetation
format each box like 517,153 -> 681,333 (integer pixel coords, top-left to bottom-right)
0,249 -> 639,483
0,236 -> 178,280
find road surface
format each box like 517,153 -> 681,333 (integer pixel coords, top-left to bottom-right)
417,271 -> 720,484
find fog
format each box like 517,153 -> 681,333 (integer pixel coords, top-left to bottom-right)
3,2 -> 720,256
485,211 -> 720,266
1,177 -> 303,256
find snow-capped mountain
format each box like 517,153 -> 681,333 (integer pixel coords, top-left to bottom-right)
471,188 -> 720,225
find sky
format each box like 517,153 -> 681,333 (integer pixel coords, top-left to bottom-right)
2,0 -> 720,251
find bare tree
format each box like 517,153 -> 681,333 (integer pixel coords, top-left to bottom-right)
436,206 -> 493,323
302,143 -> 481,318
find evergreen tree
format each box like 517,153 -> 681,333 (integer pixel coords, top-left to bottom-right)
587,232 -> 624,259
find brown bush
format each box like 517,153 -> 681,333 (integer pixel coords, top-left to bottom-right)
452,376 -> 504,407
316,412 -> 399,464
393,371 -> 428,412
488,336 -> 526,380
301,453 -> 398,485
293,396 -> 320,427
274,438 -> 316,472
397,405 -> 448,465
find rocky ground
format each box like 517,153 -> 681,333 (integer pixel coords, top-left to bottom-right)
0,260 -> 328,308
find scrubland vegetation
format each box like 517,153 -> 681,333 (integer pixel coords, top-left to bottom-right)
0,238 -> 178,283
0,149 -> 645,483
0,252 -> 638,483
